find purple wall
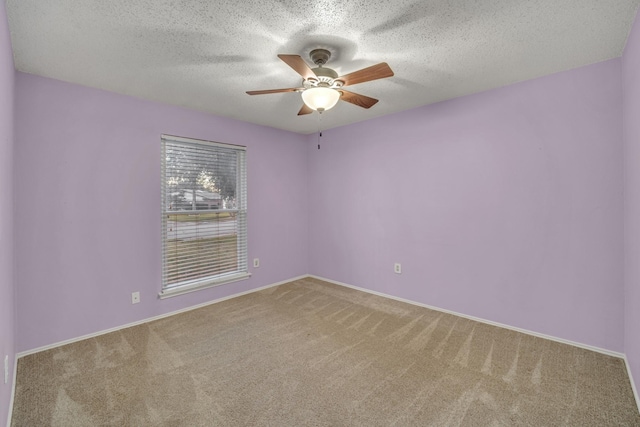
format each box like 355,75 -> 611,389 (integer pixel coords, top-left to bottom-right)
14,73 -> 309,352
0,2 -> 15,425
308,59 -> 625,352
623,8 -> 640,404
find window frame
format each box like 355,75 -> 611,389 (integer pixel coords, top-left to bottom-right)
160,134 -> 250,298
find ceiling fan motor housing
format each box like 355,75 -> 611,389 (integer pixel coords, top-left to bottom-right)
305,50 -> 342,89
303,72 -> 342,89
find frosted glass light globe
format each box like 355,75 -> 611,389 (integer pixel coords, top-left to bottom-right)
301,87 -> 340,112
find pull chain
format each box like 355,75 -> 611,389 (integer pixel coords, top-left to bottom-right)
317,111 -> 322,149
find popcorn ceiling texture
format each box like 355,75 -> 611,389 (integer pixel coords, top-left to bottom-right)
6,0 -> 640,133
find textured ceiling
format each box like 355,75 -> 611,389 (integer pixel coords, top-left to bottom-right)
6,0 -> 640,134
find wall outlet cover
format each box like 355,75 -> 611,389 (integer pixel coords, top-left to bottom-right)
394,263 -> 402,274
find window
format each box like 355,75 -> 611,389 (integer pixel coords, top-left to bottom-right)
161,135 -> 248,298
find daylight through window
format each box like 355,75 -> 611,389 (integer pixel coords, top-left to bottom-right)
161,135 -> 248,297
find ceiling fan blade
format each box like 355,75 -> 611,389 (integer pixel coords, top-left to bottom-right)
278,54 -> 317,80
297,104 -> 313,115
337,62 -> 394,86
339,90 -> 379,109
246,88 -> 301,95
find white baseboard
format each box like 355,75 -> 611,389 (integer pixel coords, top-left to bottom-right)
6,353 -> 17,427
17,275 -> 308,358
10,273 -> 638,421
624,355 -> 640,414
17,273 -> 626,361
307,275 -> 625,359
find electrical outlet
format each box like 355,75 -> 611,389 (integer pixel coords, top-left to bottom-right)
253,258 -> 260,268
131,291 -> 140,304
394,263 -> 402,274
4,355 -> 8,384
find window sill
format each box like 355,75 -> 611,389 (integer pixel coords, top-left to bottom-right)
159,272 -> 252,299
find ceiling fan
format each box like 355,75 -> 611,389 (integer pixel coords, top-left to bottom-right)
246,49 -> 394,115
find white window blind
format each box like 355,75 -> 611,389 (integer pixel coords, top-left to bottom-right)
161,135 -> 249,297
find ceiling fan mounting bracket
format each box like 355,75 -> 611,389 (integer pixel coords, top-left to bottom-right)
309,48 -> 331,66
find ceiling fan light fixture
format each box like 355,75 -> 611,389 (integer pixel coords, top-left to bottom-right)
301,87 -> 340,112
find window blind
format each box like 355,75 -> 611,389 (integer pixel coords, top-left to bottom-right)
161,135 -> 248,297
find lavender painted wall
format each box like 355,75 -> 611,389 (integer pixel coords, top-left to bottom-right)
308,59 -> 624,352
14,73 -> 309,352
0,2 -> 15,425
623,7 -> 640,403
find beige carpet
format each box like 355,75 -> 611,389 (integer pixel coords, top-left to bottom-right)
11,277 -> 640,426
